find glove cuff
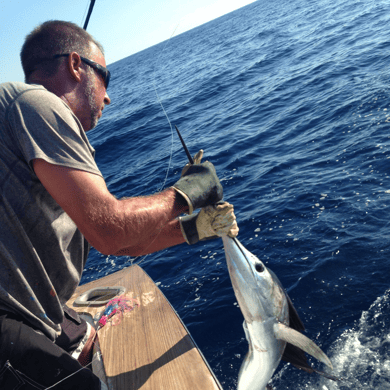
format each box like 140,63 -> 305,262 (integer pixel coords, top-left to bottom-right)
172,187 -> 194,214
179,214 -> 199,245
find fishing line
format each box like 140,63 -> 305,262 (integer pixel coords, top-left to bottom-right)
128,23 -> 182,268
41,12 -> 185,390
152,22 -> 181,194
44,23 -> 189,390
88,25 -> 185,280
43,359 -> 96,390
41,314 -> 110,389
80,1 -> 90,29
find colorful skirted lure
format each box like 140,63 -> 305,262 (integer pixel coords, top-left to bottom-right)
97,295 -> 139,329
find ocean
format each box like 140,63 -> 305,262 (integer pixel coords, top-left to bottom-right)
84,0 -> 390,388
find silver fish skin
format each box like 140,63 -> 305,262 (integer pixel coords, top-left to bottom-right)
222,236 -> 333,390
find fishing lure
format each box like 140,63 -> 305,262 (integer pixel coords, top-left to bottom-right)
97,295 -> 139,329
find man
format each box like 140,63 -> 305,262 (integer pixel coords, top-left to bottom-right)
0,21 -> 238,389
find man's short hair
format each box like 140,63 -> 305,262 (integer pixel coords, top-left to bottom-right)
21,20 -> 105,81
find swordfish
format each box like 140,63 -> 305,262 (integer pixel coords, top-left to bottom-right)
222,236 -> 337,390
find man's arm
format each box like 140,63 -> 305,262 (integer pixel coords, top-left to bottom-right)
33,158 -> 188,256
113,218 -> 185,257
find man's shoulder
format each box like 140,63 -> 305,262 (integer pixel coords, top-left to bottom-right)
0,81 -> 45,98
0,82 -> 55,110
1,82 -> 73,121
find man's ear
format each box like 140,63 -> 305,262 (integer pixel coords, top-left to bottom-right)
67,52 -> 83,84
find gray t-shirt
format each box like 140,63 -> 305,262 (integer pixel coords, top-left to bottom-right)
0,82 -> 103,340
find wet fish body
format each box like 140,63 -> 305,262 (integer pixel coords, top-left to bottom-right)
222,236 -> 335,390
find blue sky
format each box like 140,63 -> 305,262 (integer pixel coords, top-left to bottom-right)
1,0 -> 255,84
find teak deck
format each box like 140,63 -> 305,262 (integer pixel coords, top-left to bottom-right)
66,264 -> 222,390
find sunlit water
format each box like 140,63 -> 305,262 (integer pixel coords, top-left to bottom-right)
83,0 -> 390,388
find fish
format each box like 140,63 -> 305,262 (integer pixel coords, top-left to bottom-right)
222,236 -> 339,390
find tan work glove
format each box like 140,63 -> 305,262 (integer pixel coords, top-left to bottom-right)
179,201 -> 239,245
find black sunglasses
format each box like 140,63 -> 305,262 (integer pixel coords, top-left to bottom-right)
54,54 -> 111,89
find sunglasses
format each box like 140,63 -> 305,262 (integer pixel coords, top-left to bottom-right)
53,54 -> 111,89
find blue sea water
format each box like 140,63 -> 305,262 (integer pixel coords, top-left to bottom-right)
84,0 -> 390,388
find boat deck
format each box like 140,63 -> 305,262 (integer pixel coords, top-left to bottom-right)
66,264 -> 222,390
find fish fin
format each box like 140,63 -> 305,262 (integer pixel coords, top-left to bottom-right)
285,292 -> 305,332
281,342 -> 311,369
267,269 -> 305,331
281,343 -> 341,381
274,323 -> 333,369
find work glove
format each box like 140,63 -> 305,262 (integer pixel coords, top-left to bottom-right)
181,150 -> 204,176
173,150 -> 223,214
179,201 -> 239,245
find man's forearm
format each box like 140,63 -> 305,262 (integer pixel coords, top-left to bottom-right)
104,188 -> 188,255
113,218 -> 186,257
32,159 -> 189,255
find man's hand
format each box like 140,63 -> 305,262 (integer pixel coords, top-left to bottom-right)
179,201 -> 239,245
173,150 -> 223,214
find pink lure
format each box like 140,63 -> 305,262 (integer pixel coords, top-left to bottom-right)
98,295 -> 139,328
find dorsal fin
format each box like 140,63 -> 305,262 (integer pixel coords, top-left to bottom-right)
285,291 -> 305,331
267,268 -> 305,331
274,323 -> 333,369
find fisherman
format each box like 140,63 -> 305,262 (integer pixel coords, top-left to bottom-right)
0,21 -> 238,389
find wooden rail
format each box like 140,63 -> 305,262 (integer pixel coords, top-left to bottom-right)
67,264 -> 222,390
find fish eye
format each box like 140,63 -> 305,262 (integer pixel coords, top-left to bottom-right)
255,263 -> 265,273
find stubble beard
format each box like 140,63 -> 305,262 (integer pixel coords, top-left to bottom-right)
84,70 -> 100,130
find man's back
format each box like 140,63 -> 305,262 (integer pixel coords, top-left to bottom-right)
0,82 -> 101,340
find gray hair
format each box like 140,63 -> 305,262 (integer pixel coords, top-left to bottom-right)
21,20 -> 104,80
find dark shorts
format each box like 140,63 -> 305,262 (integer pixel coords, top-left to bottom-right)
0,308 -> 101,390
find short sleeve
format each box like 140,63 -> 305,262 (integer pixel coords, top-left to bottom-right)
6,87 -> 102,177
